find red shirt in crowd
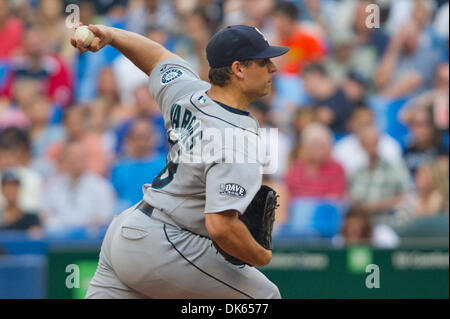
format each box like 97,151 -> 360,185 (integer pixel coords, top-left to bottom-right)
285,158 -> 347,200
280,27 -> 325,75
0,17 -> 24,58
0,54 -> 73,107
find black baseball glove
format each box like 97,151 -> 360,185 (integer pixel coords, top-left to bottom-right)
213,185 -> 279,266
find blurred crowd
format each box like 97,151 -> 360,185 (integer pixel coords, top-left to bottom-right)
0,0 -> 448,248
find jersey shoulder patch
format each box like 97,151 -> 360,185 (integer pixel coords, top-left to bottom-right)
161,68 -> 184,85
219,183 -> 247,198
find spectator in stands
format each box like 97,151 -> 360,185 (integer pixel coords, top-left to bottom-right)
401,62 -> 449,133
384,0 -> 426,35
8,78 -> 40,110
402,108 -> 448,175
97,66 -> 121,106
0,106 -> 29,131
322,30 -> 355,83
79,0 -> 99,27
349,125 -> 411,224
92,66 -> 129,128
409,0 -> 442,51
302,63 -> 354,135
272,1 -> 325,75
10,0 -> 35,26
37,0 -> 74,63
115,85 -> 167,156
433,1 -> 449,53
126,0 -> 176,35
111,119 -> 166,211
291,106 -> 316,148
192,0 -> 223,32
333,106 -> 403,177
182,10 -> 213,81
393,159 -> 449,228
322,0 -> 390,83
20,95 -> 63,179
333,205 -> 399,249
85,100 -> 117,158
374,21 -> 441,99
0,127 -> 43,213
0,80 -> 40,131
0,0 -> 24,58
285,107 -> 317,170
42,140 -> 116,231
221,0 -> 246,26
1,25 -> 73,107
46,106 -> 110,177
0,127 -> 30,167
248,99 -> 291,181
432,62 -> 449,131
0,168 -> 41,232
23,96 -> 64,159
341,71 -> 369,109
242,0 -> 276,40
285,123 -> 347,200
0,79 -> 56,133
349,0 -> 390,81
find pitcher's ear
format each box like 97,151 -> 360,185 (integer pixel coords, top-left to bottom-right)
230,61 -> 245,80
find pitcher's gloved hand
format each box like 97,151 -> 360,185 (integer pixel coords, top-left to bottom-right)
213,185 -> 279,266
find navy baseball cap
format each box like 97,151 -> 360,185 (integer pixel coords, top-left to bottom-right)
206,25 -> 289,68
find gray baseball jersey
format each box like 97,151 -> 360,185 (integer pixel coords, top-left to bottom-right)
85,58 -> 280,299
143,58 -> 263,237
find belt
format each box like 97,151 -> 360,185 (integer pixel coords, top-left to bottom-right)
136,200 -> 154,218
135,200 -> 180,230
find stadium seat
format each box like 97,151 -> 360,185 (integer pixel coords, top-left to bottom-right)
274,198 -> 349,240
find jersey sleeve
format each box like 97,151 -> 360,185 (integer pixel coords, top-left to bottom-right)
204,162 -> 262,215
148,58 -> 210,111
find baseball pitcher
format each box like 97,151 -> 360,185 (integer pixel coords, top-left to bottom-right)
71,24 -> 288,299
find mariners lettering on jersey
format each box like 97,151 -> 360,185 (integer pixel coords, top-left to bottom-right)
169,103 -> 202,153
161,68 -> 183,85
170,103 -> 197,130
219,183 -> 247,198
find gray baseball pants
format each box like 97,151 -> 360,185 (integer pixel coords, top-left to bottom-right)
85,205 -> 281,299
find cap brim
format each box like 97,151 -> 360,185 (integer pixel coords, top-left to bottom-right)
251,45 -> 290,59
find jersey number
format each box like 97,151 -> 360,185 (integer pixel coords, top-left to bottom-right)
152,161 -> 179,189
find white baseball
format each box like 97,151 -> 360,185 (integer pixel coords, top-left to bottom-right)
74,26 -> 95,47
